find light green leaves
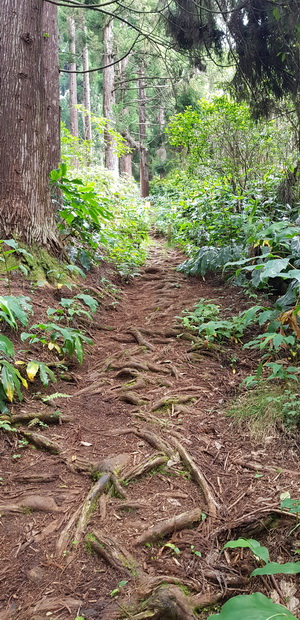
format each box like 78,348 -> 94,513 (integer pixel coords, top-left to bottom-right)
251,562 -> 300,576
208,592 -> 297,619
223,538 -> 269,563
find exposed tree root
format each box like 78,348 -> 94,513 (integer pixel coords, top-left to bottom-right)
66,453 -> 131,477
111,473 -> 128,499
21,430 -> 61,454
114,501 -> 148,512
211,506 -> 297,540
87,530 -> 143,577
115,368 -> 140,381
114,360 -> 149,373
139,576 -> 201,595
1,411 -> 70,425
0,504 -> 24,515
146,362 -> 170,374
140,327 -> 181,339
111,334 -> 136,343
133,428 -> 174,457
128,329 -> 155,351
119,393 -> 146,406
142,585 -> 197,620
167,436 -> 218,520
135,507 -> 205,545
151,395 -> 194,412
13,473 -> 58,483
121,453 -> 168,484
106,427 -> 174,456
119,378 -> 147,392
0,495 -> 60,515
190,591 -> 223,610
73,377 -> 107,396
56,472 -> 111,555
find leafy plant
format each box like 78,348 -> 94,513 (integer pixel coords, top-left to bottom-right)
179,299 -> 264,343
0,295 -> 32,329
47,294 -> 98,324
17,360 -> 57,386
0,239 -> 32,292
208,592 -> 296,619
21,322 -> 93,363
223,537 -> 300,576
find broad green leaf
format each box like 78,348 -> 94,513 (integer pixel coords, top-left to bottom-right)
223,538 -> 269,563
39,363 -> 56,387
251,561 -> 300,576
258,258 -> 290,282
0,335 -> 14,357
208,592 -> 297,619
76,294 -> 98,313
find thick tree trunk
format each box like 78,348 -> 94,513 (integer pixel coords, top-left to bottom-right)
0,0 -> 58,247
42,2 -> 60,172
138,66 -> 149,197
69,17 -> 78,138
103,18 -> 119,178
82,19 -> 92,142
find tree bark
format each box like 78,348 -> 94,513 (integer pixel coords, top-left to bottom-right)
82,18 -> 92,143
138,65 -> 149,197
103,18 -> 119,178
0,0 -> 58,247
42,2 -> 60,172
120,152 -> 133,176
68,16 -> 78,138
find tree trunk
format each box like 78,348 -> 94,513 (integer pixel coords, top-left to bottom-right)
42,2 -> 60,172
138,65 -> 149,197
0,0 -> 58,247
103,18 -> 119,178
82,19 -> 92,143
69,16 -> 78,138
120,152 -> 132,176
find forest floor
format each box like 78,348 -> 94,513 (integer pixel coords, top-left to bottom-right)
1,238 -> 300,620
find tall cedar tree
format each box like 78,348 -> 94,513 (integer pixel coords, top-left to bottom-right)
0,0 -> 59,247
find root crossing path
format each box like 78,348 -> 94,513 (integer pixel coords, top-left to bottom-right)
1,240 -> 299,620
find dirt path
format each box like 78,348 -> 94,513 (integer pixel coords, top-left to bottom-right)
1,240 -> 299,620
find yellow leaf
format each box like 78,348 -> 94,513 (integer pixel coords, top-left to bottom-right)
48,342 -> 55,350
20,377 -> 28,389
26,361 -> 39,381
232,368 -> 236,374
15,360 -> 26,366
5,384 -> 14,402
262,239 -> 270,246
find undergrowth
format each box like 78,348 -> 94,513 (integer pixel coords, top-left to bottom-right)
227,382 -> 300,436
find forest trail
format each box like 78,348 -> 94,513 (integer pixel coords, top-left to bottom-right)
1,239 -> 299,620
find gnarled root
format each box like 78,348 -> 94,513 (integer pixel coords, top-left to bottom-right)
21,430 -> 61,454
87,530 -> 143,577
128,329 -> 155,351
142,585 -> 197,620
121,453 -> 168,484
135,507 -> 205,545
167,435 -> 218,520
56,472 -> 111,556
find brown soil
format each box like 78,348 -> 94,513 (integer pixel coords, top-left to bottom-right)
0,239 -> 299,620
